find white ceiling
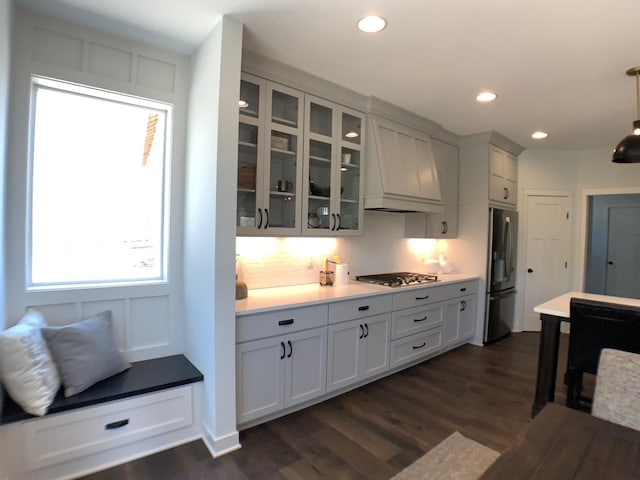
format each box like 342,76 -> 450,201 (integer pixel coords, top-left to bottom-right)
17,0 -> 640,151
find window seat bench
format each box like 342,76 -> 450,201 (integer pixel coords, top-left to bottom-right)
0,354 -> 204,480
1,354 -> 203,424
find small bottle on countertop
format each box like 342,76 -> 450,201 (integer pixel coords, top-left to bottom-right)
320,257 -> 334,286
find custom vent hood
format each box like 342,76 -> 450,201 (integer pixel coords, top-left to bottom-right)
364,113 -> 443,213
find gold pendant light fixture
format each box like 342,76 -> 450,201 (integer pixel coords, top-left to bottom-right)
612,66 -> 640,163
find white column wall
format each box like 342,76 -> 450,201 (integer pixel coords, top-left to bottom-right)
183,16 -> 242,456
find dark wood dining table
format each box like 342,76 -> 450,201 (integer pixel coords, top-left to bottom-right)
480,402 -> 640,479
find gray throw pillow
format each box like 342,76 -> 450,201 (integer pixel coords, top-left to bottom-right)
42,311 -> 130,397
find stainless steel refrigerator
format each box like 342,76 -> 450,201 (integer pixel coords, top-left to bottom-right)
485,207 -> 518,343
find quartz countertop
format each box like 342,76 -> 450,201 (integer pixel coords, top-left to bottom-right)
534,291 -> 640,318
236,273 -> 479,316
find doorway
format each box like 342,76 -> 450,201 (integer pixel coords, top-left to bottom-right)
522,192 -> 572,331
585,194 -> 640,299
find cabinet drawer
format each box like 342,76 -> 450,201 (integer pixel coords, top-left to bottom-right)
439,280 -> 478,299
391,302 -> 443,340
237,304 -> 328,342
392,285 -> 449,310
390,328 -> 443,369
23,386 -> 193,470
329,295 -> 392,324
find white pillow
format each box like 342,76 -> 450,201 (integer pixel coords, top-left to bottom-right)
0,310 -> 61,416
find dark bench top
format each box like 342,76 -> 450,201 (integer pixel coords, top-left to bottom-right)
1,354 -> 203,425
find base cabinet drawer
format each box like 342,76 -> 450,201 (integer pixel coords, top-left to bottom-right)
390,328 -> 443,368
391,302 -> 443,340
23,386 -> 193,470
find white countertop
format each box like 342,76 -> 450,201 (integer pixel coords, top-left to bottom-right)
236,274 -> 479,316
534,291 -> 640,318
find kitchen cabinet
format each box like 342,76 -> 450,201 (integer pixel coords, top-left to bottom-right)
236,327 -> 327,424
326,295 -> 391,392
326,314 -> 390,392
302,95 -> 365,236
237,73 -> 305,235
459,132 -> 523,209
236,304 -> 328,424
404,139 -> 459,238
489,146 -> 517,206
443,294 -> 477,349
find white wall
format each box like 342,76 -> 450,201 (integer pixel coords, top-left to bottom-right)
5,8 -> 189,360
183,16 -> 242,456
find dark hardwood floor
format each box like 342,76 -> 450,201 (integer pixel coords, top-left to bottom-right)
79,332 -> 578,480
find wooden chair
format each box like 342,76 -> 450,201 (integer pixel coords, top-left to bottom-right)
592,348 -> 640,431
565,298 -> 640,410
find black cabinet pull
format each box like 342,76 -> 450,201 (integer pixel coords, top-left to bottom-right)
441,221 -> 448,234
460,300 -> 466,311
331,213 -> 337,231
287,340 -> 292,358
412,342 -> 426,350
358,305 -> 370,311
278,318 -> 294,326
280,341 -> 286,359
503,187 -> 509,200
336,213 -> 342,231
359,324 -> 364,339
105,419 -> 129,430
264,208 -> 270,229
364,323 -> 369,338
415,295 -> 429,300
413,316 -> 427,322
257,208 -> 263,229
460,287 -> 466,292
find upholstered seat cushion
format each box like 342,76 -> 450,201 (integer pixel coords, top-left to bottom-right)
592,348 -> 640,431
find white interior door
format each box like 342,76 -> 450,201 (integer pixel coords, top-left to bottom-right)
523,194 -> 571,331
605,206 -> 640,298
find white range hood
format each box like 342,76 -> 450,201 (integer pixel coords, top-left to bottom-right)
364,114 -> 443,213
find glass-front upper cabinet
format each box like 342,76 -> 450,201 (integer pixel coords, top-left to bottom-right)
303,95 -> 364,236
237,73 -> 303,235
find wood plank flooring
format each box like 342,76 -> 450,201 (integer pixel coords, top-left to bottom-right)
79,332 -> 575,480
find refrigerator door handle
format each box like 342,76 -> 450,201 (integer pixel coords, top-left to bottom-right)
504,217 -> 512,282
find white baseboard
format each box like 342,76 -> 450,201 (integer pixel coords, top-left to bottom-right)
201,422 -> 241,458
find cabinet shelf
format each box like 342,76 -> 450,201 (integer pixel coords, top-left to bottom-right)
239,141 -> 258,149
272,116 -> 297,127
340,162 -> 360,170
240,109 -> 258,119
271,147 -> 297,156
308,194 -> 330,200
238,187 -> 256,194
269,191 -> 296,197
309,155 -> 331,165
340,198 -> 358,204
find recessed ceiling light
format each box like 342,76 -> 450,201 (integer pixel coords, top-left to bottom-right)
476,91 -> 497,103
357,15 -> 387,33
532,131 -> 548,139
239,100 -> 249,108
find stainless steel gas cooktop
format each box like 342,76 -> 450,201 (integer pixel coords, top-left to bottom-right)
355,272 -> 439,287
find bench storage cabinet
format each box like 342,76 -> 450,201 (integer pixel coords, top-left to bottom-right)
0,354 -> 203,480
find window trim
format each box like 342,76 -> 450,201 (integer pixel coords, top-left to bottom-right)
26,76 -> 173,291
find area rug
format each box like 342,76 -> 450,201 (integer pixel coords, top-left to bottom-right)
391,431 -> 499,480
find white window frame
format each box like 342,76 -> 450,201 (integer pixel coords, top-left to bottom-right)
26,76 -> 173,290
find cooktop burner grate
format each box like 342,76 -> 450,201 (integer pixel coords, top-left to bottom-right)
355,272 -> 439,287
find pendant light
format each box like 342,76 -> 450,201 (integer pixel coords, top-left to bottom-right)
612,66 -> 640,163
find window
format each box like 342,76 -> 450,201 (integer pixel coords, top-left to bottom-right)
28,77 -> 172,288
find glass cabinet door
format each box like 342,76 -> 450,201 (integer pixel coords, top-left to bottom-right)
237,76 -> 264,234
263,83 -> 304,234
337,111 -> 363,233
237,74 -> 304,236
303,95 -> 364,236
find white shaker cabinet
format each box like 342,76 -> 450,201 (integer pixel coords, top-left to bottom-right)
326,313 -> 390,392
489,146 -> 517,207
443,294 -> 477,349
236,304 -> 328,424
236,327 -> 327,424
